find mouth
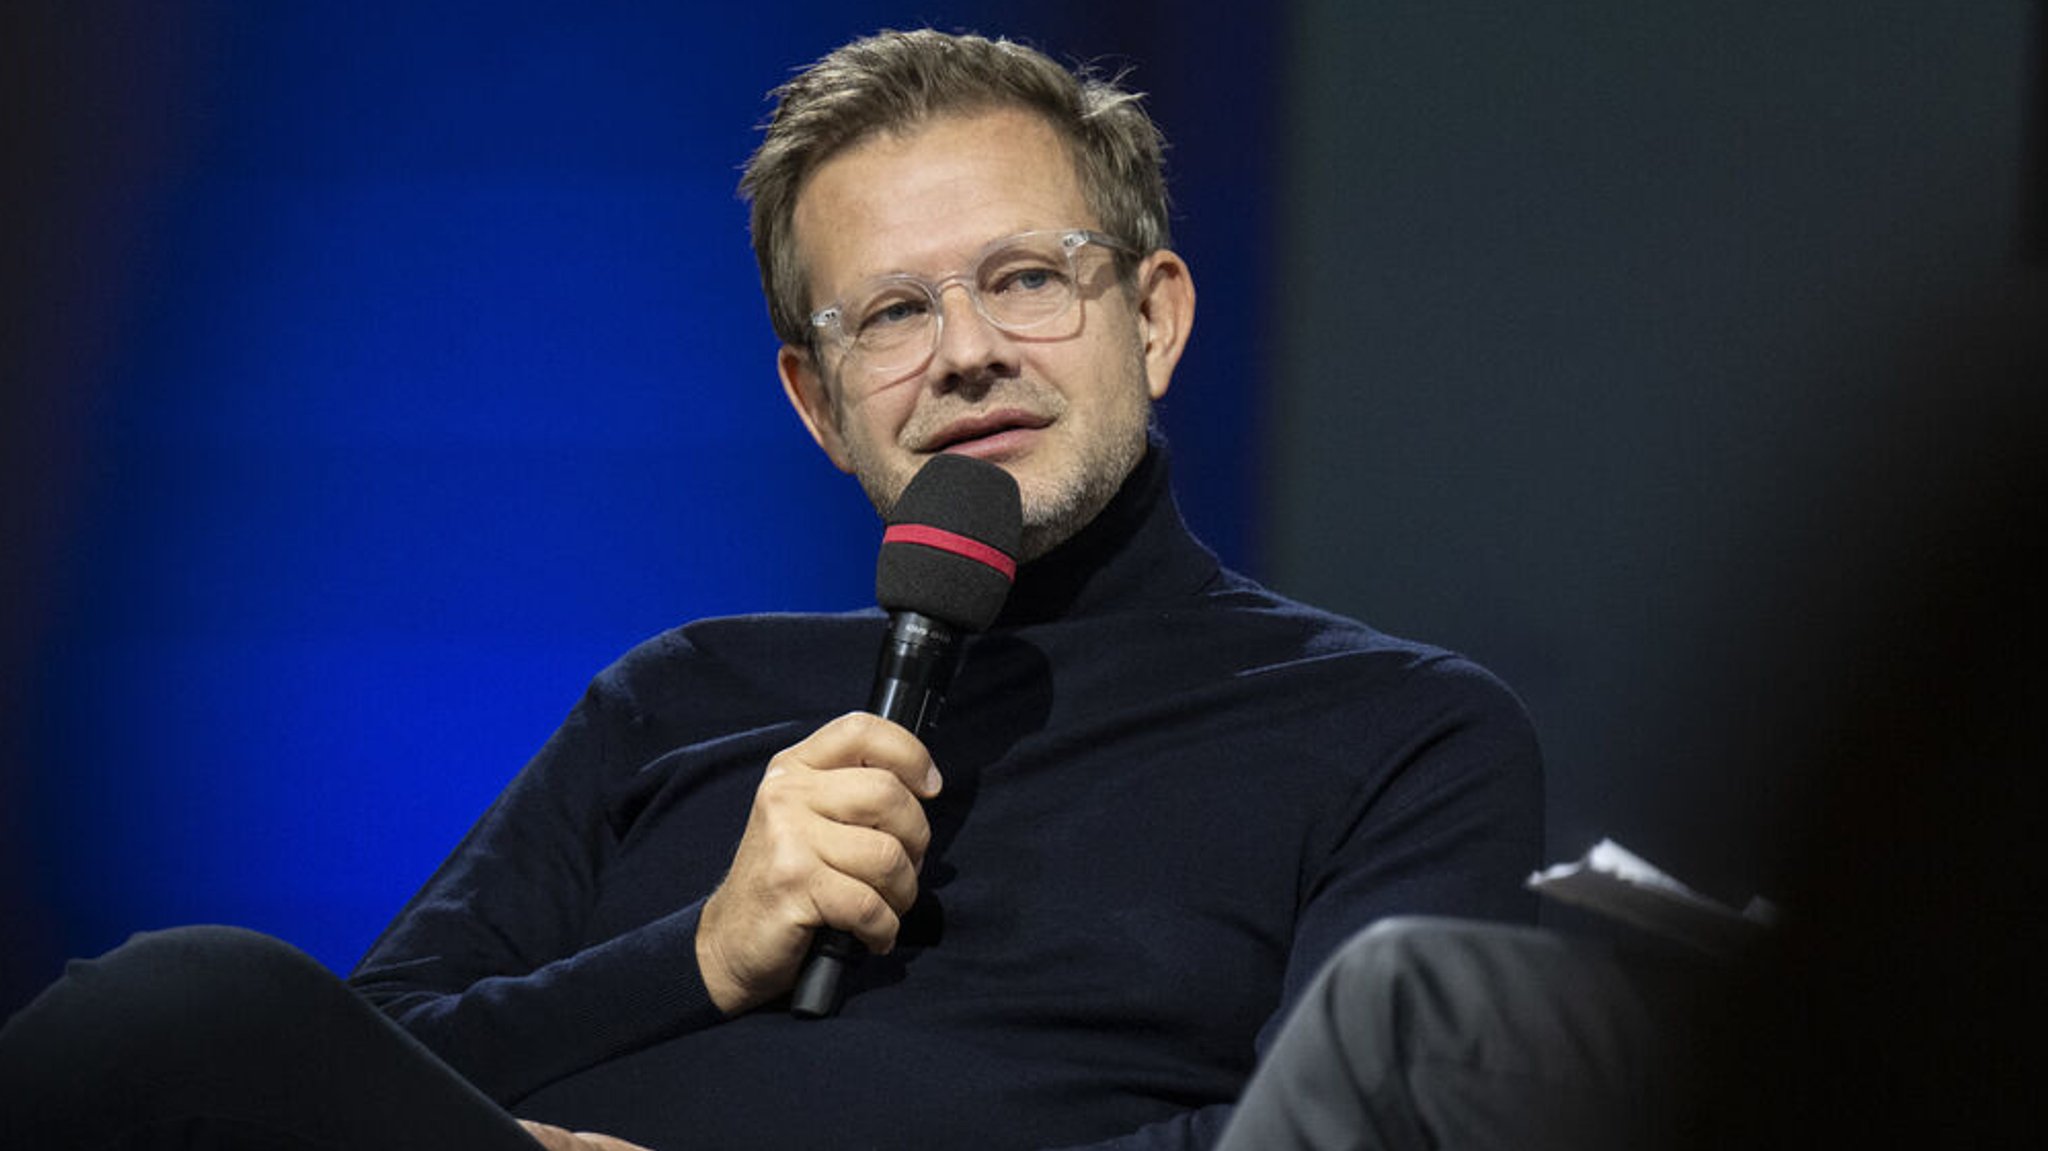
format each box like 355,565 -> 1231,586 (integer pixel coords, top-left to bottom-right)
922,409 -> 1054,458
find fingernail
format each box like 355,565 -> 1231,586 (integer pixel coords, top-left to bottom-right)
923,765 -> 943,796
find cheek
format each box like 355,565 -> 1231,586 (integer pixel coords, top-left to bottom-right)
1073,331 -> 1153,413
839,384 -> 920,450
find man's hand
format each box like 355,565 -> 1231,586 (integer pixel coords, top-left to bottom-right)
519,1120 -> 654,1150
697,711 -> 942,1014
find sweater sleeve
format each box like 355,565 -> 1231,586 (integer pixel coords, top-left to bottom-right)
1283,653 -> 1546,1002
347,668 -> 729,1106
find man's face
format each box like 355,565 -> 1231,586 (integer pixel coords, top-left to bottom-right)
776,107 -> 1193,560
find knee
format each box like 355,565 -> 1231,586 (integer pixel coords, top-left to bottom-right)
1316,917 -> 1547,1047
1287,917 -> 1459,1064
8,925 -> 337,1057
1321,916 -> 1470,1000
1245,918 -> 1488,1131
97,925 -> 330,1012
1,926 -> 326,1131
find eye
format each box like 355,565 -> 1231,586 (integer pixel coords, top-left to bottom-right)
986,262 -> 1069,296
855,291 -> 931,334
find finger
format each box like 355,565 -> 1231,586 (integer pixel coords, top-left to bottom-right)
781,711 -> 942,798
799,767 -> 934,857
520,1119 -> 657,1151
727,764 -> 924,915
520,1122 -> 581,1151
568,1134 -> 658,1151
807,865 -> 906,954
812,821 -> 924,915
746,766 -> 929,884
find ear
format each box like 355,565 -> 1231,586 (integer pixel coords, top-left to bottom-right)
1132,249 -> 1195,401
778,343 -> 855,474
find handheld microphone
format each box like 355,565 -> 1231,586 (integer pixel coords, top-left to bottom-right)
789,453 -> 1022,1019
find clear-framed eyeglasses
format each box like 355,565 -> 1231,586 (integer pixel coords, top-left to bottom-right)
809,228 -> 1131,381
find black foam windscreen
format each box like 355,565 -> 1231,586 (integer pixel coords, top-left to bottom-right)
875,454 -> 1022,631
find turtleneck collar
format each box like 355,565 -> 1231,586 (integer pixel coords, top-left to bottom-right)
994,431 -> 1222,626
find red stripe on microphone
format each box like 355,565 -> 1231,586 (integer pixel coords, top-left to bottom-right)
884,523 -> 1017,581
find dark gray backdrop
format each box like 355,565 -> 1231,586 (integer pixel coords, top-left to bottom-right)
1269,0 -> 2037,903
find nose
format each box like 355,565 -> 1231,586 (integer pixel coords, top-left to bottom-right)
927,280 -> 1009,386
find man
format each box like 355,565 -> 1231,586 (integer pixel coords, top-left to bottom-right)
1,29 -> 1540,1150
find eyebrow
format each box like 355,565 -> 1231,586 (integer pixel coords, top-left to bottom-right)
855,226 -> 1056,281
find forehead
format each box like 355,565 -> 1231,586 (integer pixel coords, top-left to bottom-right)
790,108 -> 1093,294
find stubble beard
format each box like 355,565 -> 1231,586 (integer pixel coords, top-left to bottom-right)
1010,384 -> 1149,563
843,345 -> 1153,565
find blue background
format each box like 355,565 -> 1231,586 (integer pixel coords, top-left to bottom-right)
5,3 -> 1278,1005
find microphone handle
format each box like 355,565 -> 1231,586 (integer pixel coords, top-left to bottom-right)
790,612 -> 961,1019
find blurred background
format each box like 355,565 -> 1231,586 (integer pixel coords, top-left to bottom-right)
4,0 -> 2037,1011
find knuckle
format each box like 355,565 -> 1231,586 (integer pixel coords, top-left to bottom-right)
829,710 -> 890,742
847,769 -> 903,811
748,840 -> 819,908
755,763 -> 802,805
904,815 -> 932,857
812,871 -> 887,930
840,709 -> 885,732
861,834 -> 910,883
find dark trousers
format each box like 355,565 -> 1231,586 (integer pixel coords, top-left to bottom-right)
0,925 -> 539,1150
1215,917 -> 1714,1151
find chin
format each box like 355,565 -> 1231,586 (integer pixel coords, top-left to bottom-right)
1014,486 -> 1104,561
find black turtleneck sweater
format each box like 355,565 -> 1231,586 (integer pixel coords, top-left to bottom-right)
349,445 -> 1543,1150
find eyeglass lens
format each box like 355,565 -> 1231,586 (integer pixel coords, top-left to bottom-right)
835,231 -> 1096,373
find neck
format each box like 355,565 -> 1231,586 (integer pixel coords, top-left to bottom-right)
995,430 -> 1218,625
